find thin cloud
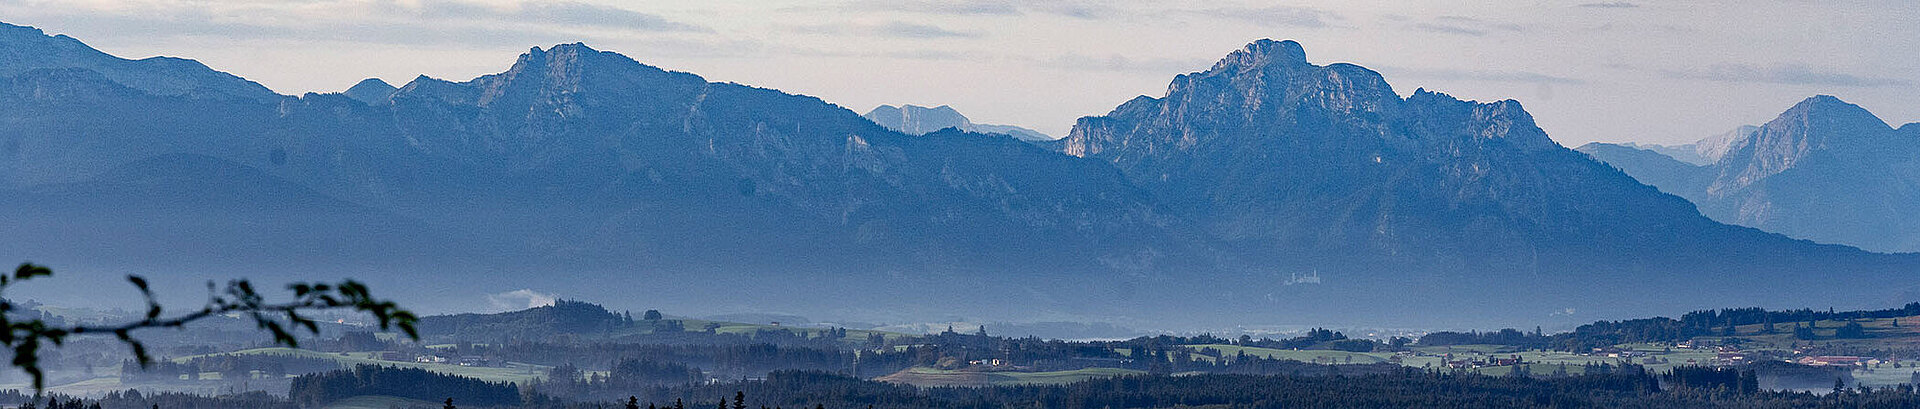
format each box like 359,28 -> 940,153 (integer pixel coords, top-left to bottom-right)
784,22 -> 982,40
874,22 -> 980,39
778,0 -> 1016,16
1027,53 -> 1210,73
781,0 -> 1108,19
15,11 -> 593,48
10,0 -> 708,48
404,1 -> 710,32
1418,16 -> 1524,36
485,289 -> 557,312
1186,6 -> 1340,28
782,47 -> 966,61
1578,2 -> 1640,8
514,2 -> 712,32
1029,3 -> 1116,19
1663,64 -> 1911,87
1414,23 -> 1488,36
1379,66 -> 1585,85
865,0 -> 1020,16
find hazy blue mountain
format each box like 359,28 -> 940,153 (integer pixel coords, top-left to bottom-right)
1057,39 -> 1704,267
343,78 -> 397,105
1053,40 -> 1915,321
1692,125 -> 1760,165
1574,142 -> 1713,199
0,153 -> 489,278
1,24 -> 1914,327
864,104 -> 1054,141
1592,96 -> 1920,253
0,31 -> 1204,322
0,22 -> 280,103
1611,126 -> 1758,166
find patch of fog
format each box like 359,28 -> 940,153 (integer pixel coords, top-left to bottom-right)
485,289 -> 557,312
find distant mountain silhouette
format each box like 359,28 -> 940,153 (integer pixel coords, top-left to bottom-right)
1574,142 -> 1714,197
1584,96 -> 1920,253
343,78 -> 397,105
864,104 -> 1054,141
0,22 -> 280,103
0,23 -> 1913,327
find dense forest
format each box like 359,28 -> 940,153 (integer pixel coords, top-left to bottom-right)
1417,303 -> 1920,351
287,365 -> 522,407
17,365 -> 1920,409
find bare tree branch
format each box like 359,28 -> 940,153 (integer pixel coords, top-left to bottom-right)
1,262 -> 419,391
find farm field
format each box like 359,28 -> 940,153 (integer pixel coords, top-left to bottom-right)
875,366 -> 1144,387
180,347 -> 549,384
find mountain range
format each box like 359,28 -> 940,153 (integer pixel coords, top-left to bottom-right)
862,104 -> 1054,141
1580,96 -> 1920,253
0,22 -> 1912,329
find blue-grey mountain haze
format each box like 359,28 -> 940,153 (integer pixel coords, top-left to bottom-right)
0,14 -> 1916,333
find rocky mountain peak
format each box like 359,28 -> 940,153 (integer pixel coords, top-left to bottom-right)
1773,95 -> 1888,132
1714,95 -> 1894,190
864,104 -> 970,133
1209,39 -> 1309,72
468,42 -> 703,109
343,78 -> 397,106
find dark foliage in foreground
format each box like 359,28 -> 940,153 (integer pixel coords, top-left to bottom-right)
288,365 -> 521,407
0,263 -> 417,390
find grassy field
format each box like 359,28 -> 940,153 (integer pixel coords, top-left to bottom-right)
1181,316 -> 1920,384
180,347 -> 549,384
598,318 -> 910,346
875,366 -> 1145,387
1184,343 -> 1720,376
1186,344 -> 1392,364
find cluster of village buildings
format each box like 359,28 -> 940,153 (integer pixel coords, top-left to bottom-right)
371,351 -> 502,367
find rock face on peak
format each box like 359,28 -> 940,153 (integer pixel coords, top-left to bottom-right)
1609,125 -> 1757,166
864,104 -> 1053,141
1587,95 -> 1920,252
0,22 -> 280,103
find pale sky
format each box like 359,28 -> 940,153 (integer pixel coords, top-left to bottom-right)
4,0 -> 1916,146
